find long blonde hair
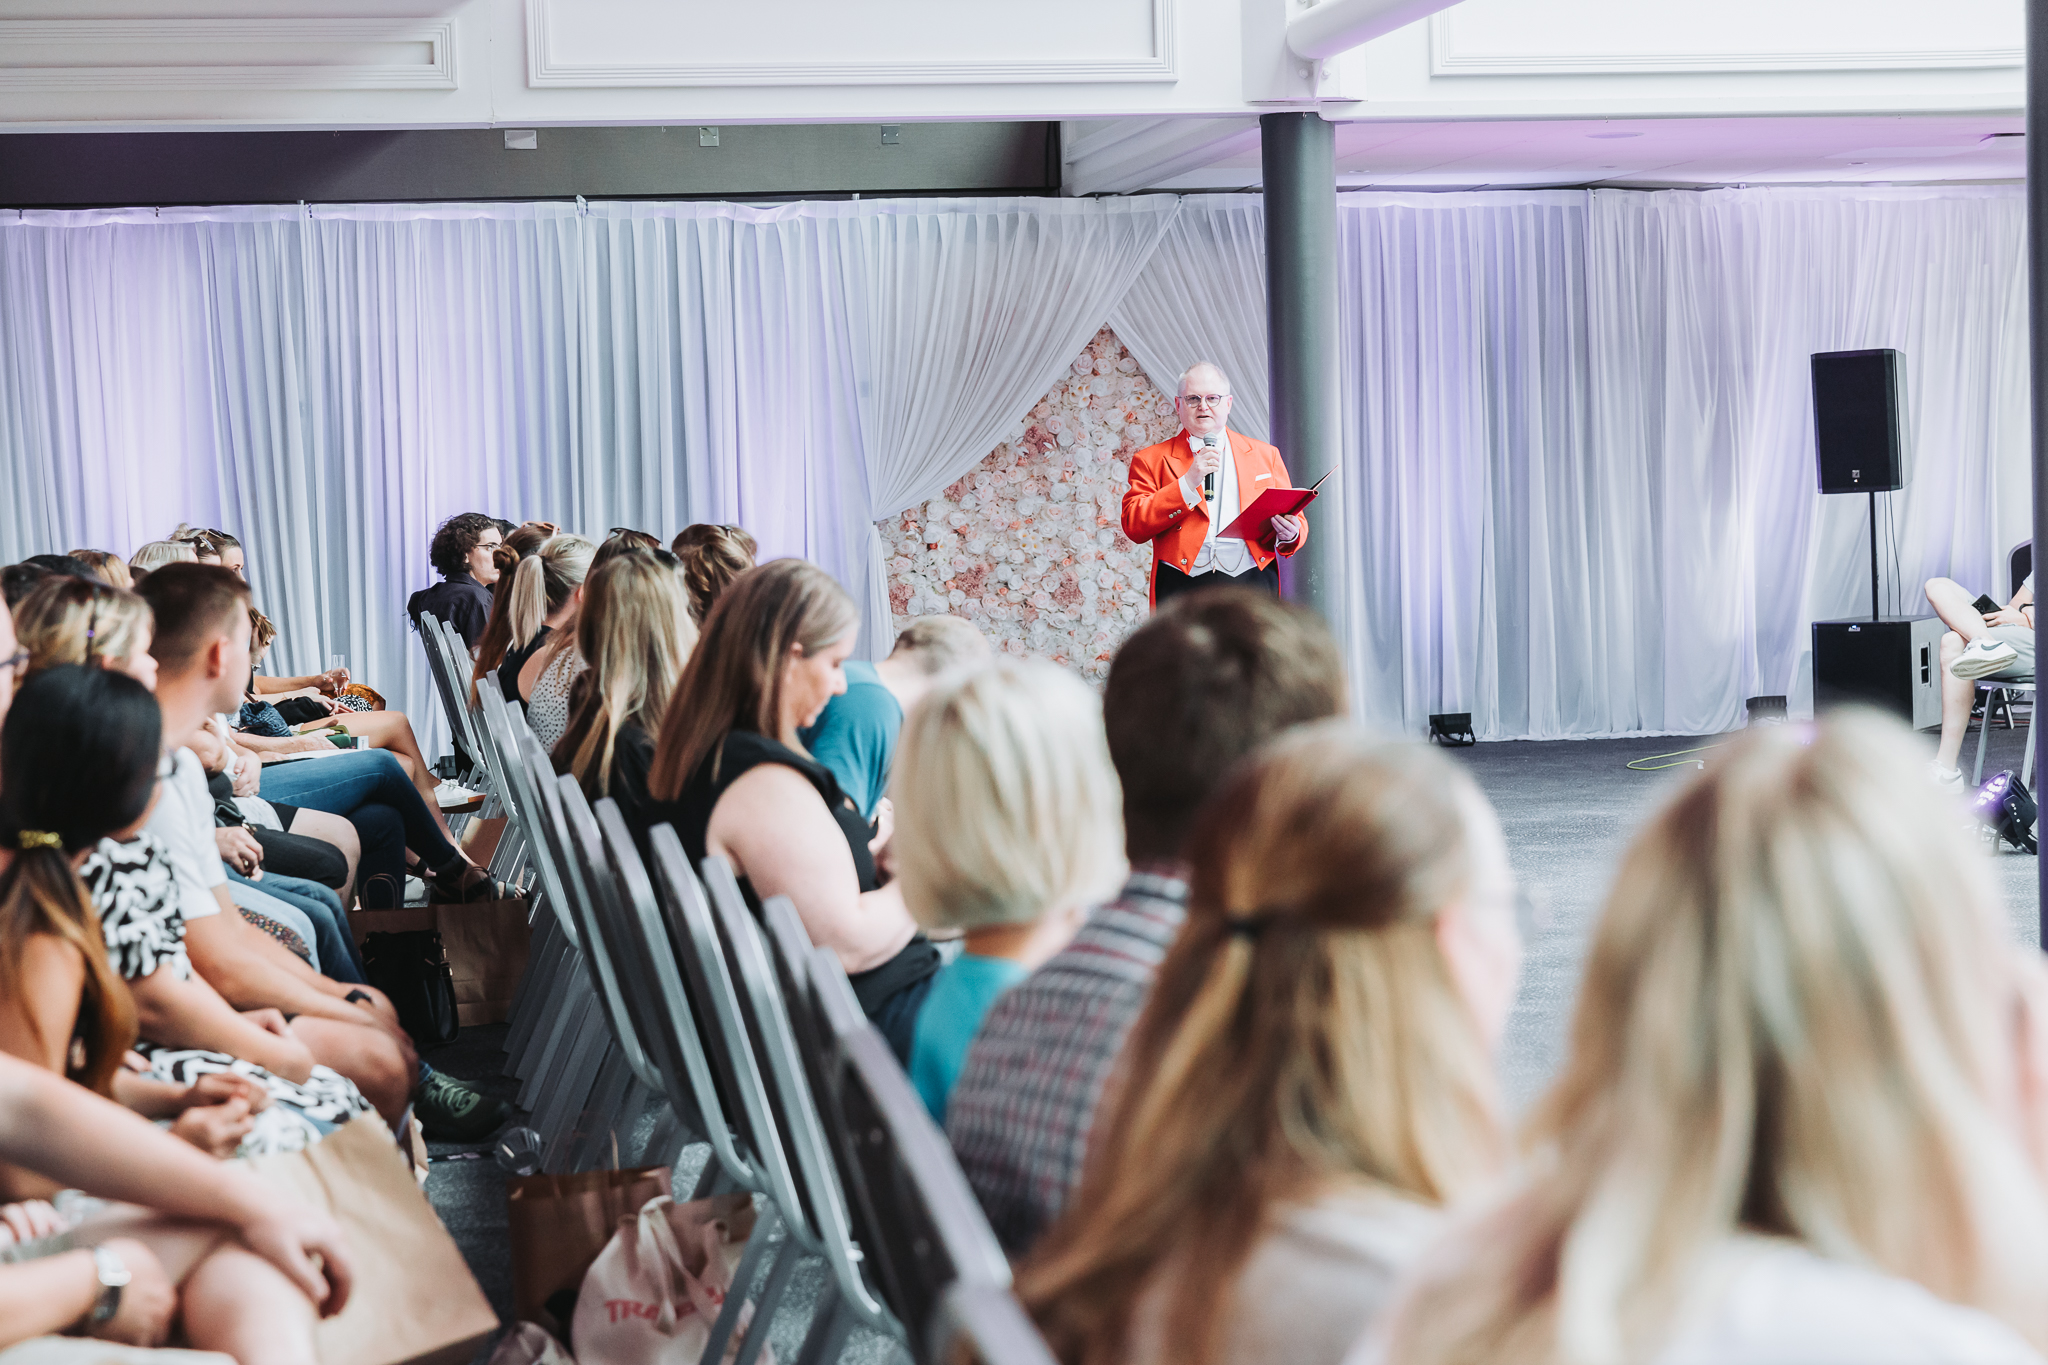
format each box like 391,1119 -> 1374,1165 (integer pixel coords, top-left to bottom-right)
555,553 -> 698,795
13,579 -> 153,675
1018,722 -> 1508,1365
1384,711 -> 2048,1365
507,534 -> 595,649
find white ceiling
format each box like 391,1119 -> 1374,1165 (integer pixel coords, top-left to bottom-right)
1121,113 -> 2025,192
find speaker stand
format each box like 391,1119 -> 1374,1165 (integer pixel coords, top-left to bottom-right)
1868,489 -> 1880,622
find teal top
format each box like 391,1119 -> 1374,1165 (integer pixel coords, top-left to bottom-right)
797,660 -> 901,819
909,953 -> 1030,1125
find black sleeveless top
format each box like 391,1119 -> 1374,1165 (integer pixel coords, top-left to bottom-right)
500,625 -> 553,704
646,729 -> 939,1021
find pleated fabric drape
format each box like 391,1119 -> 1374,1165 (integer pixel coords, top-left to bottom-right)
0,186 -> 2026,744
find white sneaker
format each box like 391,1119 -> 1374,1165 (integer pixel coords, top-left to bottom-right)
403,875 -> 429,907
1952,638 -> 2021,680
1930,761 -> 1965,793
435,783 -> 485,810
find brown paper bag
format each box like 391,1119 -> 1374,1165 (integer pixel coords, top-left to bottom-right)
458,815 -> 508,867
438,899 -> 532,1025
245,1113 -> 498,1365
506,1164 -> 672,1338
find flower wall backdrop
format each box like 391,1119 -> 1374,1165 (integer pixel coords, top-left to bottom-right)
881,327 -> 1180,682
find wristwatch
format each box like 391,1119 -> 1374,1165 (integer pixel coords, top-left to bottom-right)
86,1244 -> 130,1326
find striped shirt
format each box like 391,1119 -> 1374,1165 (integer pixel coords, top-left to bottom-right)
945,868 -> 1188,1255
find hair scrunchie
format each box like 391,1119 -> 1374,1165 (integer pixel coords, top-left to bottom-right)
15,831 -> 61,851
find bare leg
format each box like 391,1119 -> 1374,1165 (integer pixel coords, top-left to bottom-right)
286,807 -> 358,906
1926,577 -> 1992,642
180,1242 -> 319,1365
1936,631 -> 1978,772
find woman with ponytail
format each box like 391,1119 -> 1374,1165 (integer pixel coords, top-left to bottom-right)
502,533 -> 594,709
1018,722 -> 1522,1365
469,520 -> 554,706
671,523 -> 757,625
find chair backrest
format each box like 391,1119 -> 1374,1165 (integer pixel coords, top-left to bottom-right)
497,707 -> 581,951
933,1284 -> 1059,1365
2013,540 -> 2034,602
703,867 -> 894,1327
441,617 -> 493,758
420,612 -> 483,769
808,945 -> 1011,1359
553,775 -> 664,1091
643,826 -> 802,1220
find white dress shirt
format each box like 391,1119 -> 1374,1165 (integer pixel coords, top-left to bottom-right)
1178,434 -> 1254,577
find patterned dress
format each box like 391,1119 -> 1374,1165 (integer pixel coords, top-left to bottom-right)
78,834 -> 369,1154
527,644 -> 586,752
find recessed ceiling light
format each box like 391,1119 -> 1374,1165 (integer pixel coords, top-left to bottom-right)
1588,131 -> 1643,140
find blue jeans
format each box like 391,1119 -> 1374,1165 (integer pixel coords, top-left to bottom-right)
229,868 -> 365,985
260,752 -> 461,910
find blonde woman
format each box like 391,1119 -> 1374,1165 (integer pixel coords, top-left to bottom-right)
127,540 -> 196,580
505,533 -> 594,716
1372,712 -> 2048,1365
1019,722 -> 1520,1365
12,578 -> 157,689
891,660 -> 1124,1123
553,552 -> 698,807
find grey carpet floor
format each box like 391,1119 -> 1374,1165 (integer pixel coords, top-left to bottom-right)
424,714 -> 2043,1360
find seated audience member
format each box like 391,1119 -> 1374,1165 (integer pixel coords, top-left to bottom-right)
128,565 -> 418,1123
948,588 -> 1348,1253
1021,725 -> 1519,1365
644,558 -> 939,1058
66,550 -> 131,589
137,567 -> 508,1139
507,533 -> 595,715
1925,572 -> 2035,790
469,521 -> 555,706
554,552 -> 697,807
801,613 -> 989,822
405,513 -> 503,648
672,523 -> 757,625
1,564 -> 52,610
595,528 -> 663,564
170,528 -> 243,578
1,666 -> 366,1164
892,661 -> 1123,1123
0,1052 -> 352,1362
127,541 -> 196,581
1372,713 -> 2048,1365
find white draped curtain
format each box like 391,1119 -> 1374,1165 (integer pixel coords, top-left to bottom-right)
0,185 -> 2026,744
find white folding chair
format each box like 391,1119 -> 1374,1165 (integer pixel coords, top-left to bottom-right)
932,1285 -> 1059,1365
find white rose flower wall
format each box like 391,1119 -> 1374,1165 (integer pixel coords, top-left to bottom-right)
881,327 -> 1177,683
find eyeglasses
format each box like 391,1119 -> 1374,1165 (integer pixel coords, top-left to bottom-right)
0,649 -> 27,680
1178,393 -> 1230,409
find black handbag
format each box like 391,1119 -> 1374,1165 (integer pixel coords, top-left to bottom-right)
361,930 -> 460,1049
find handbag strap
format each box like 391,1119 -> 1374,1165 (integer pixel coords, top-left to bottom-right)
636,1196 -> 689,1332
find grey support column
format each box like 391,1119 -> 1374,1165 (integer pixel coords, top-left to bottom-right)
1261,112 -> 1343,627
2031,0 -> 2048,946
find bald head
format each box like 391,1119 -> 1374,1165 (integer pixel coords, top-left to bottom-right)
1175,361 -> 1234,439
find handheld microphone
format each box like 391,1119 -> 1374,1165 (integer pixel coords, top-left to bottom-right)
1200,435 -> 1217,503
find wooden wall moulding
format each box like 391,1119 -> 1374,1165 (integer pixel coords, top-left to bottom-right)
0,18 -> 457,92
1428,3 -> 2021,76
525,0 -> 1176,86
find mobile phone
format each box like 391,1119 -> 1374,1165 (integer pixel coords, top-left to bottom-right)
1975,594 -> 2001,616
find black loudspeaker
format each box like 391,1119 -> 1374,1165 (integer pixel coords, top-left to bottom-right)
1812,615 -> 1942,729
1811,349 -> 1905,494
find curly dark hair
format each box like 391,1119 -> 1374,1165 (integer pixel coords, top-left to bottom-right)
429,512 -> 501,580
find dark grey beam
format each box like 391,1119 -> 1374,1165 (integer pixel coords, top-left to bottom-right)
1260,111 -> 1342,625
2030,0 -> 2047,944
0,123 -> 1058,209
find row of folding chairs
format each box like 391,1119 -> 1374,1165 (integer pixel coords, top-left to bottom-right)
415,615 -> 1054,1362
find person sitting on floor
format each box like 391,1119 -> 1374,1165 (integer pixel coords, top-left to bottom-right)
1371,712 -> 2048,1365
671,523 -> 756,626
0,1050 -> 353,1362
405,513 -> 503,649
133,565 -> 509,1141
642,558 -> 939,1060
469,521 -> 555,708
799,614 -> 990,824
947,587 -> 1348,1254
1925,572 -> 2035,790
1021,724 -> 1520,1365
506,533 -> 595,719
891,660 -> 1124,1124
553,551 -> 698,806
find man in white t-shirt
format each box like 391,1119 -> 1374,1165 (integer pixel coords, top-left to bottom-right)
135,565 -> 416,1122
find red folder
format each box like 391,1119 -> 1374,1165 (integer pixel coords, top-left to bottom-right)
1218,469 -> 1332,547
